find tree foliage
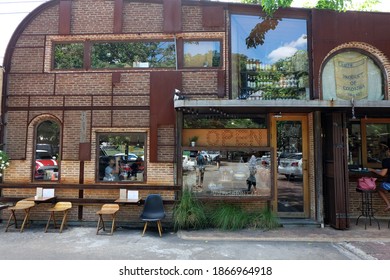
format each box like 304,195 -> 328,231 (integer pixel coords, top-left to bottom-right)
241,0 -> 380,49
242,0 -> 381,17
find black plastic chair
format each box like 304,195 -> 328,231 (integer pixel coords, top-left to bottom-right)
140,194 -> 166,237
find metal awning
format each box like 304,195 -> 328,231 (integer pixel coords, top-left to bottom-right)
174,99 -> 390,117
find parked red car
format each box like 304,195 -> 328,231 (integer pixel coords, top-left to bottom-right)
35,150 -> 58,180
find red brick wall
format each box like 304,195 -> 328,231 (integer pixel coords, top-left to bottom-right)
5,111 -> 28,159
1,0 -> 237,223
55,73 -> 112,95
10,48 -> 44,73
8,74 -> 55,95
22,5 -> 59,35
113,73 -> 150,96
71,0 -> 114,34
122,2 -> 164,33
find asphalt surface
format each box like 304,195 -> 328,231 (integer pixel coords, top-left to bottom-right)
0,219 -> 390,260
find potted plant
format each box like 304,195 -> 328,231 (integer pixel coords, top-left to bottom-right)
189,136 -> 199,147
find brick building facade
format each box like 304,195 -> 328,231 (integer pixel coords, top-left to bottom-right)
2,0 -> 390,229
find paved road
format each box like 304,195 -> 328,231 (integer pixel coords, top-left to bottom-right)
0,224 -> 362,260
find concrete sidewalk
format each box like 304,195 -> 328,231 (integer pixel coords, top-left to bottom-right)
0,218 -> 389,260
178,219 -> 390,243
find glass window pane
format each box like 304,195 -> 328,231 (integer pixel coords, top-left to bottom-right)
54,43 -> 84,69
183,149 -> 272,198
184,41 -> 221,68
366,123 -> 390,166
231,15 -> 309,100
35,120 -> 60,181
98,133 -> 146,182
91,41 -> 176,69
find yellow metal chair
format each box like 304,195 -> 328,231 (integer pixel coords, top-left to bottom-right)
45,202 -> 72,233
5,200 -> 36,233
96,204 -> 120,235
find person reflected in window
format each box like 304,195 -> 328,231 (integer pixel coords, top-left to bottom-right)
104,156 -> 120,181
130,157 -> 142,180
195,151 -> 205,190
246,155 -> 258,194
368,146 -> 390,211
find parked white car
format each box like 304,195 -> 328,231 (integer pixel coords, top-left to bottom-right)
278,153 -> 302,179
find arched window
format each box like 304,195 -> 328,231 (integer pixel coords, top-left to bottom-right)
322,51 -> 384,101
34,120 -> 60,181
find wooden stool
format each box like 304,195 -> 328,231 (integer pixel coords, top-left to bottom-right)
5,200 -> 36,233
356,188 -> 380,230
96,204 -> 120,235
45,202 -> 72,233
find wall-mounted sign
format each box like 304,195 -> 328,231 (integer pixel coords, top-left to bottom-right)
182,129 -> 268,147
334,54 -> 368,100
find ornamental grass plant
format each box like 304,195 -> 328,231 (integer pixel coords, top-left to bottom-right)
210,203 -> 249,230
249,206 -> 280,230
173,189 -> 208,231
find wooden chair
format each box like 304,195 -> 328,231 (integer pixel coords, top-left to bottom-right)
45,202 -> 72,233
96,204 -> 120,235
5,200 -> 36,233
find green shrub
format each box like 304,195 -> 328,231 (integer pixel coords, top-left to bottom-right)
210,203 -> 249,230
249,207 -> 280,230
173,189 -> 207,231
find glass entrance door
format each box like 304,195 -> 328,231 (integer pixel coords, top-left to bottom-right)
272,115 -> 309,217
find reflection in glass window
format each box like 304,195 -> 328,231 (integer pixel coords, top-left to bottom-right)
231,15 -> 309,100
98,133 -> 146,182
184,41 -> 221,68
365,123 -> 390,167
322,51 -> 384,101
35,120 -> 60,181
182,149 -> 272,198
91,41 -> 176,69
347,121 -> 390,169
184,116 -> 267,129
53,43 -> 84,69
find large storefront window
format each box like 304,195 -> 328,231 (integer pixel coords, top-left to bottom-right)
231,15 -> 309,100
183,149 -> 272,197
98,133 -> 146,182
322,51 -> 384,101
91,41 -> 176,69
182,115 -> 272,198
348,119 -> 390,169
34,120 -> 60,181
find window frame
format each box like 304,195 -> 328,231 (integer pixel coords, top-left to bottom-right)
229,13 -> 310,100
96,132 -> 147,184
360,118 -> 390,169
33,120 -> 61,183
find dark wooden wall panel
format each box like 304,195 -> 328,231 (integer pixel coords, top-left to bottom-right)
59,0 -> 72,35
79,142 -> 91,161
217,70 -> 225,98
202,6 -> 224,28
163,0 -> 182,33
150,71 -> 182,162
311,9 -> 390,99
114,0 -> 124,34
